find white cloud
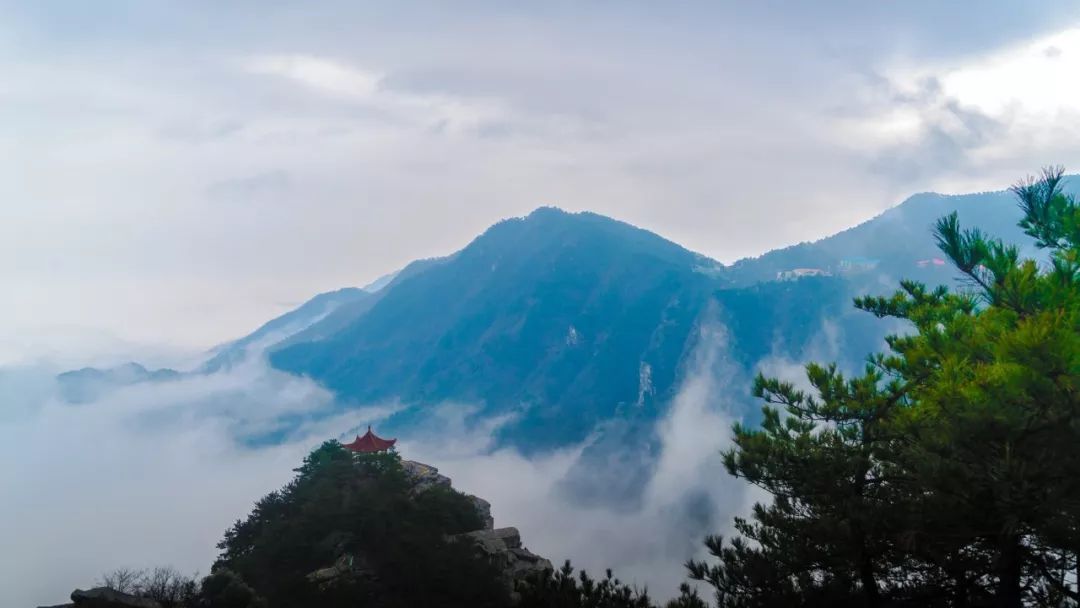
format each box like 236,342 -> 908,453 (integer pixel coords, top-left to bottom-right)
0,319 -> 767,605
835,25 -> 1080,192
0,356 -> 394,608
241,53 -> 510,131
919,27 -> 1080,117
243,54 -> 382,100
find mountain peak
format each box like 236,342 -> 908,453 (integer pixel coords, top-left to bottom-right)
270,207 -> 721,451
525,205 -> 570,219
469,207 -> 712,274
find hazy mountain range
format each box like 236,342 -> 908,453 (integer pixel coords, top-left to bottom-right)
59,181 -> 1072,467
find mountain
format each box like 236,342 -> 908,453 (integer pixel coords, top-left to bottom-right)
256,184 -> 1063,454
726,187 -> 1043,287
201,287 -> 374,373
57,363 -> 180,403
360,269 -> 400,293
58,180 -> 1075,456
271,207 -> 724,451
53,288 -> 380,403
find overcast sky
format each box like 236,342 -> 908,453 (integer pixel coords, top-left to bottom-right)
5,1 -> 1080,358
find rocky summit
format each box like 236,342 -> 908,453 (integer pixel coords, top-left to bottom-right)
305,458 -> 552,600
40,586 -> 164,608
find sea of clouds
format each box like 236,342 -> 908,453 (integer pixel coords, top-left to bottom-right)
1,319 -> 845,607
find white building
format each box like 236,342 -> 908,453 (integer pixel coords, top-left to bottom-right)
776,268 -> 831,281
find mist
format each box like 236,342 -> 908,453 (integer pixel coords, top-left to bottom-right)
0,356 -> 390,607
1,313 -> 870,606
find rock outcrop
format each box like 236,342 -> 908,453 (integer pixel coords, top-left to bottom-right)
305,458 -> 551,600
400,460 -> 551,597
306,553 -> 376,589
39,587 -> 163,608
401,459 -> 495,529
451,526 -> 553,598
467,494 -> 495,530
401,459 -> 452,493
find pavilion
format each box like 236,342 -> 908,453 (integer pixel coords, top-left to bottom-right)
343,426 -> 397,453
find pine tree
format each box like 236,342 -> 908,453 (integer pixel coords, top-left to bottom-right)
690,168 -> 1080,607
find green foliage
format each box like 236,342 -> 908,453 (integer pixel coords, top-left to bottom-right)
518,560 -> 654,608
198,570 -> 265,608
214,441 -> 509,608
691,168 -> 1080,607
518,560 -> 706,608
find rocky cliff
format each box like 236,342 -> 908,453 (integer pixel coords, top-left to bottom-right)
306,458 -> 552,601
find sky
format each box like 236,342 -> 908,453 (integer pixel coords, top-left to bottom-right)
4,2 -> 1080,355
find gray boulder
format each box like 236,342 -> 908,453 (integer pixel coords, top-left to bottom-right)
305,553 -> 376,589
452,526 -> 553,590
403,460 -> 493,528
466,494 -> 495,530
401,459 -> 453,494
68,587 -> 162,608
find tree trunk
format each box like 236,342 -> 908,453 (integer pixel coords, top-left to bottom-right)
858,554 -> 881,608
852,445 -> 880,608
996,537 -> 1022,608
952,571 -> 970,608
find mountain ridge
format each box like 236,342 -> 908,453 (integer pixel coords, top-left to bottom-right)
55,180 -> 1080,458
270,205 -> 718,450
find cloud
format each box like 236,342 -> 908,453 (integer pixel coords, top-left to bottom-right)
6,7 -> 1080,349
241,53 -> 510,131
0,355 -> 393,608
243,55 -> 383,100
840,26 -> 1080,188
2,293 -> 910,606
0,316 -> 770,605
927,27 -> 1080,116
206,170 -> 292,202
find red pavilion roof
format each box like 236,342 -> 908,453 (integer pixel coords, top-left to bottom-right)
343,426 -> 397,453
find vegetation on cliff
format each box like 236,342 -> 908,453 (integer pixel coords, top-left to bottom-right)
213,442 -> 508,607
689,167 -> 1080,606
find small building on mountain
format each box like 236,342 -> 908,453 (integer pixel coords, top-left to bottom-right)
343,426 -> 397,453
838,256 -> 880,273
776,268 -> 831,281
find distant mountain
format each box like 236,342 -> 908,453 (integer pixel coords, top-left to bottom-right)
56,362 -> 180,403
53,287 -> 377,402
725,185 -> 1059,287
271,258 -> 448,352
201,287 -> 373,372
360,269 -> 400,293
